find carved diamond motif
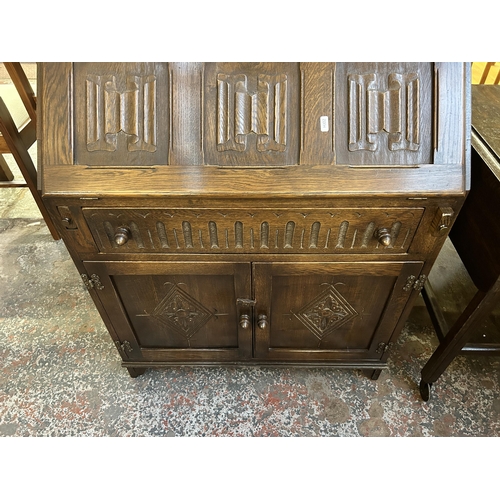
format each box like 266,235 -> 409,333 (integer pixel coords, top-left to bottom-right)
295,285 -> 358,341
150,284 -> 213,340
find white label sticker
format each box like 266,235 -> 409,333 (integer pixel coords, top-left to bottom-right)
320,116 -> 329,132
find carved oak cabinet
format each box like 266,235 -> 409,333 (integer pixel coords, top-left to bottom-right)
38,63 -> 470,379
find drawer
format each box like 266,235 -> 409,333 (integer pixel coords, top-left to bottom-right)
82,207 -> 424,255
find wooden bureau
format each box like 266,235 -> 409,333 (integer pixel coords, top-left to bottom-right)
38,63 -> 470,379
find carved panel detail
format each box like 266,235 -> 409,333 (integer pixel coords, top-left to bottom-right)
204,63 -> 299,166
217,73 -> 287,152
348,72 -> 420,152
294,284 -> 358,341
84,208 -> 424,254
148,283 -> 213,341
86,74 -> 157,152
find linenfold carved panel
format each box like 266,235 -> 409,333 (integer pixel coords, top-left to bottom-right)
204,63 -> 300,166
74,63 -> 169,166
336,63 -> 433,166
348,72 -> 420,152
71,62 -> 434,168
86,74 -> 157,153
217,73 -> 287,152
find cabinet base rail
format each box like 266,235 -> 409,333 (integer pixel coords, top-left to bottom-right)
121,360 -> 387,376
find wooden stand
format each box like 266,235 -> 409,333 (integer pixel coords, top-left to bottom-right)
420,85 -> 500,400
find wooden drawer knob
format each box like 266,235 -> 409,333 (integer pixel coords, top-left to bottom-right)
375,228 -> 392,247
114,227 -> 131,246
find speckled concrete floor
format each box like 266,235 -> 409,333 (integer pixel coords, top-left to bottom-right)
1,196 -> 499,436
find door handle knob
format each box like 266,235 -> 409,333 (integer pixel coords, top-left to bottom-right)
258,314 -> 268,329
239,314 -> 251,329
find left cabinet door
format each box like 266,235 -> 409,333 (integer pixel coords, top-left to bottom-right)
83,261 -> 252,364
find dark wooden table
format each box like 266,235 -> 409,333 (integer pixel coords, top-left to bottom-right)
419,84 -> 500,401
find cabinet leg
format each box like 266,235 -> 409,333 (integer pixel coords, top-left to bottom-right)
126,367 -> 147,378
363,369 -> 382,380
419,379 -> 432,402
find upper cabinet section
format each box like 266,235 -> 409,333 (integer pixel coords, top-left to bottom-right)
38,62 -> 469,170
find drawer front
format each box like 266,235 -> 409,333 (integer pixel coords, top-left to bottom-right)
83,207 -> 424,255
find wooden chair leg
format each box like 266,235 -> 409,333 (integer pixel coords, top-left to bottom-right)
0,98 -> 60,240
480,62 -> 495,84
3,62 -> 37,125
0,154 -> 14,181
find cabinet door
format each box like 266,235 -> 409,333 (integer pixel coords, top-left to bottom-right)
83,261 -> 252,363
253,261 -> 423,361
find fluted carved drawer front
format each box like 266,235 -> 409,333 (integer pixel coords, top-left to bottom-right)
82,207 -> 424,254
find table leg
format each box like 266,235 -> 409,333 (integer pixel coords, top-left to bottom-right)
420,279 -> 500,401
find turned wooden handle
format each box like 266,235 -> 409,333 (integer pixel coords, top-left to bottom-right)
375,228 -> 392,247
114,227 -> 131,246
239,314 -> 251,329
257,314 -> 268,329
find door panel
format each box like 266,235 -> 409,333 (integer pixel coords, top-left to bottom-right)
73,62 -> 170,166
203,62 -> 300,166
253,261 -> 423,360
335,62 -> 434,166
83,261 -> 252,362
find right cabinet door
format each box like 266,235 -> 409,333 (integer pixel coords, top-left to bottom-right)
253,261 -> 423,362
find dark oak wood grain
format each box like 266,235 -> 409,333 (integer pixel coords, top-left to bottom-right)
37,62 -> 470,380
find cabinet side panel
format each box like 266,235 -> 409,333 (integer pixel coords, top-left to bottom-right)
433,62 -> 468,167
38,62 -> 73,167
